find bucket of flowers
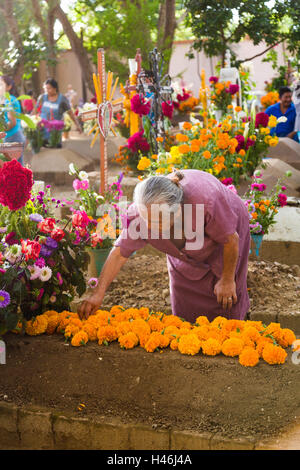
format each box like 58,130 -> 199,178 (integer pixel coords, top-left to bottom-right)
69,163 -> 126,276
243,169 -> 291,256
0,160 -> 93,335
21,115 -> 44,154
41,118 -> 65,148
209,76 -> 240,117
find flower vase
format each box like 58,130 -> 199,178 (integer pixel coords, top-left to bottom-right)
250,233 -> 264,257
214,110 -> 223,122
87,247 -> 112,278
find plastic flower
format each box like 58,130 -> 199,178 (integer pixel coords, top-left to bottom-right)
239,347 -> 259,367
221,338 -> 244,357
39,266 -> 52,282
262,343 -> 287,365
178,334 -> 201,355
71,330 -> 89,346
0,289 -> 10,308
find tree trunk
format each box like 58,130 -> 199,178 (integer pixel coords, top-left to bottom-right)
0,0 -> 25,86
49,0 -> 95,94
160,0 -> 176,73
31,0 -> 57,78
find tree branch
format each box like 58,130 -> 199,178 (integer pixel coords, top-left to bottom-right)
239,38 -> 286,63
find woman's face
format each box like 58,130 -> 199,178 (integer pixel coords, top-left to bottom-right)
1,79 -> 11,93
45,83 -> 57,97
138,204 -> 182,236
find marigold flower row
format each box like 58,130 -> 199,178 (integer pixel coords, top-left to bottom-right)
13,307 -> 298,367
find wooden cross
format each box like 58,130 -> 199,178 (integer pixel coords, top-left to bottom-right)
80,48 -> 123,195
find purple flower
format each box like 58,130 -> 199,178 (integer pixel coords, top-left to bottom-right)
0,289 -> 10,308
34,257 -> 46,268
235,134 -> 245,152
245,138 -> 256,150
45,237 -> 58,249
228,84 -> 239,95
209,76 -> 219,83
29,213 -> 44,223
40,245 -> 52,258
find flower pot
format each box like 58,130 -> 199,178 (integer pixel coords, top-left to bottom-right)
87,247 -> 112,278
250,233 -> 264,257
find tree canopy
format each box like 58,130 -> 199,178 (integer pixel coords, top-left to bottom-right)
184,0 -> 300,66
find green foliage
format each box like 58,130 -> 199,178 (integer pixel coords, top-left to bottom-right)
184,0 -> 300,64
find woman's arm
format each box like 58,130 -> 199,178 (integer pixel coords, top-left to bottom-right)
67,108 -> 82,133
78,246 -> 128,319
6,110 -> 17,131
214,232 -> 239,310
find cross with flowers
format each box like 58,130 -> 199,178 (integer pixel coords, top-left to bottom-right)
79,49 -> 123,195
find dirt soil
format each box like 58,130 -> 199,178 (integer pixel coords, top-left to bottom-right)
1,253 -> 300,441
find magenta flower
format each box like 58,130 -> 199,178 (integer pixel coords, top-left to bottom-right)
278,193 -> 287,207
221,177 -> 234,186
209,76 -> 219,83
127,131 -> 150,154
227,84 -> 239,95
130,94 -> 151,116
162,101 -> 174,119
255,112 -> 269,128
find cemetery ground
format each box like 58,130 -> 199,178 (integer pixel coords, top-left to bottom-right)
1,132 -> 300,450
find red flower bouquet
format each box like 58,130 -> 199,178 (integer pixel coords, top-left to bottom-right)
0,160 -> 33,210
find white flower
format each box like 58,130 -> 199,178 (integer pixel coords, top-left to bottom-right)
39,266 -> 52,282
79,171 -> 88,181
277,116 -> 288,124
28,265 -> 41,281
69,163 -> 77,175
5,244 -> 22,264
243,122 -> 250,140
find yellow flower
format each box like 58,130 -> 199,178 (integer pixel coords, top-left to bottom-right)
137,156 -> 151,171
268,115 -> 277,128
268,137 -> 278,147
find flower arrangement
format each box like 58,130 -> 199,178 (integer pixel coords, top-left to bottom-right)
41,119 -> 65,148
21,115 -> 44,153
114,130 -> 151,173
0,160 -> 93,333
69,163 -> 124,250
137,109 -> 280,185
112,111 -> 130,139
172,87 -> 199,114
209,77 -> 240,115
261,91 -> 279,110
243,170 -> 290,235
10,306 -> 297,368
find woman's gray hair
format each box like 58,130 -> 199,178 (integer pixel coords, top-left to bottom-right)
133,172 -> 184,207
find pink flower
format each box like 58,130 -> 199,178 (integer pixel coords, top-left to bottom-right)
227,84 -> 239,95
21,239 -> 41,261
221,177 -> 233,186
73,179 -> 82,191
278,193 -> 287,207
91,232 -> 103,247
38,218 -> 56,234
51,227 -> 65,242
255,112 -> 269,128
56,272 -> 63,285
72,210 -> 90,229
80,180 -> 89,190
162,101 -> 174,119
127,131 -> 150,154
281,186 -> 287,191
226,184 -> 237,194
209,76 -> 219,83
130,94 -> 151,116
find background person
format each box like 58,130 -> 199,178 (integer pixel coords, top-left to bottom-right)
78,170 -> 250,323
265,86 -> 299,143
0,75 -> 26,166
35,78 -> 82,146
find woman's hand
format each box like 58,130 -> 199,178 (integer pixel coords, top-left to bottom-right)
78,292 -> 103,320
214,278 -> 237,310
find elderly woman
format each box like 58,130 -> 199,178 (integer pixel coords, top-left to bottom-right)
78,169 -> 250,322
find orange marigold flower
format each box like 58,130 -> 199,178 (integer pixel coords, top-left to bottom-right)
202,338 -> 222,356
118,332 -> 139,349
239,149 -> 246,156
211,316 -> 228,329
183,122 -> 192,130
144,332 -> 161,352
148,316 -> 164,332
170,338 -> 179,351
139,333 -> 151,348
97,325 -> 118,345
138,307 -> 150,319
203,150 -> 211,159
158,333 -> 171,348
116,320 -> 132,337
239,347 -> 260,367
110,305 -> 125,315
195,315 -> 210,326
276,328 -> 296,348
178,144 -> 190,154
162,315 -> 183,328
156,136 -> 164,142
43,310 -> 59,317
256,337 -> 273,357
25,315 -> 48,336
82,323 -> 98,341
46,314 -> 60,335
64,324 -> 81,339
222,337 -> 244,357
242,326 -> 261,343
176,133 -> 189,142
178,333 -> 201,355
193,325 -> 210,341
262,343 -> 287,365
71,330 -> 89,347
130,318 -> 151,338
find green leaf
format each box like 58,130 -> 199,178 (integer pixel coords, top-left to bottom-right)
17,113 -> 36,129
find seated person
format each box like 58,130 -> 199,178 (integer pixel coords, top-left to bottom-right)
265,86 -> 299,143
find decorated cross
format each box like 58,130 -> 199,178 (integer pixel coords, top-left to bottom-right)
136,47 -> 173,153
80,48 -> 123,194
